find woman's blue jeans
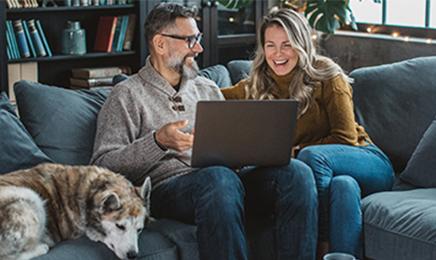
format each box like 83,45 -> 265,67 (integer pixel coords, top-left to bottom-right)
150,160 -> 318,260
297,143 -> 395,258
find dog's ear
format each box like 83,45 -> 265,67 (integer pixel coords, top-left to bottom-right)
138,177 -> 151,204
101,192 -> 121,213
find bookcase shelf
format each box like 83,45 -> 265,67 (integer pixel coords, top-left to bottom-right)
6,4 -> 135,13
0,0 -> 147,90
7,50 -> 136,64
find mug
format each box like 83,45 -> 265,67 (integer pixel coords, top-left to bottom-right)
324,252 -> 356,260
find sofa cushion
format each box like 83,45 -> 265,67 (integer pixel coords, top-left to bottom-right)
227,60 -> 252,85
33,227 -> 178,260
350,56 -> 436,173
14,81 -> 110,166
362,189 -> 436,260
0,91 -> 53,175
198,64 -> 232,88
398,116 -> 436,188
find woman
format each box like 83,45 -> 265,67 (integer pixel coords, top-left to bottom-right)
221,9 -> 395,259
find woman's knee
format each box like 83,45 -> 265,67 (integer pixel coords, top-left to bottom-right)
330,175 -> 360,198
276,160 -> 317,199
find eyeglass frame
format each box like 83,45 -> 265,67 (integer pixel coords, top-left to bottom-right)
159,33 -> 203,49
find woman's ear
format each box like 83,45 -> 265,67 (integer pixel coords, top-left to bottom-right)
153,34 -> 165,55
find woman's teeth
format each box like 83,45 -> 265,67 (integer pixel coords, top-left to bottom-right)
274,60 -> 287,65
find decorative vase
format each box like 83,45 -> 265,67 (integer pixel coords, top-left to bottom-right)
61,21 -> 86,55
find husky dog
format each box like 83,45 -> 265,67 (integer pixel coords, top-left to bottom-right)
0,163 -> 152,260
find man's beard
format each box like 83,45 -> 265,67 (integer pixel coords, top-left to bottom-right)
167,53 -> 199,80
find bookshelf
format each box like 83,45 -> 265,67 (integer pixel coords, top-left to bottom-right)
0,0 -> 268,95
0,0 -> 148,91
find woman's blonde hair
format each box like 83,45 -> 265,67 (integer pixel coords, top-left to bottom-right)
245,9 -> 352,115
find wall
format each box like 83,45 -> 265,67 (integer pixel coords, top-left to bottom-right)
320,31 -> 436,73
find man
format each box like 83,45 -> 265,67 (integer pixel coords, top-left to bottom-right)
91,3 -> 318,260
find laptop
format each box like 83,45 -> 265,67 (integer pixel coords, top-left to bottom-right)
191,100 -> 299,168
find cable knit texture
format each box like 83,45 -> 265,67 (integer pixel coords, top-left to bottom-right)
90,57 -> 224,189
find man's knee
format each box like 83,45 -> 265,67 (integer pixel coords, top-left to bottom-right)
197,166 -> 244,197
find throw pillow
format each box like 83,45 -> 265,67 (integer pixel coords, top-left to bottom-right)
14,81 -> 110,166
399,116 -> 436,187
0,91 -> 53,175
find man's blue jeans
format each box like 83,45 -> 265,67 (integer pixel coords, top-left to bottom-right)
297,143 -> 395,258
150,160 -> 318,260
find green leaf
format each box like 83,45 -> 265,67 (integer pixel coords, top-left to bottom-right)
216,0 -> 254,9
304,0 -> 353,34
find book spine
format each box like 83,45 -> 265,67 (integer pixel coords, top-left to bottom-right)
27,19 -> 46,57
21,20 -> 37,58
111,16 -> 122,52
6,41 -> 12,59
35,19 -> 52,57
5,23 -> 16,59
13,19 -> 30,58
93,16 -> 117,52
117,15 -> 129,52
8,21 -> 21,59
122,13 -> 136,51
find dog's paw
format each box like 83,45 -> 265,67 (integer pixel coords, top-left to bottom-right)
34,243 -> 49,255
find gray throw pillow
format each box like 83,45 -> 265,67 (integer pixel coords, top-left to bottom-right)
14,80 -> 110,166
399,116 -> 436,187
0,91 -> 53,174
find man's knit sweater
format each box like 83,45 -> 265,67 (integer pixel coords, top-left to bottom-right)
90,57 -> 224,189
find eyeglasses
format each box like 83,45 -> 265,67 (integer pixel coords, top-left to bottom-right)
160,33 -> 203,49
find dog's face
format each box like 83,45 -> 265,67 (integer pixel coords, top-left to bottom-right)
86,176 -> 152,260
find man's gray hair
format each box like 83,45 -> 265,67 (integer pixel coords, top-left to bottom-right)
144,3 -> 198,51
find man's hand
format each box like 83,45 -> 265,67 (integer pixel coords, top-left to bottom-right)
155,120 -> 193,153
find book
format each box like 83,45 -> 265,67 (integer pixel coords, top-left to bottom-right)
94,16 -> 118,52
7,21 -> 20,59
27,19 -> 46,57
21,20 -> 37,58
110,16 -> 123,52
117,15 -> 129,52
7,64 -> 20,105
7,62 -> 37,105
70,77 -> 113,87
20,62 -> 38,82
6,22 -> 18,59
122,13 -> 136,51
35,19 -> 52,57
71,66 -> 131,79
13,19 -> 30,58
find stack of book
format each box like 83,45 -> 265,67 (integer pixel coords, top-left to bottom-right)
93,13 -> 137,52
5,19 -> 52,60
6,0 -> 38,9
69,65 -> 131,90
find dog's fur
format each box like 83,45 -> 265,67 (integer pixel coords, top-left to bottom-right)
0,163 -> 152,260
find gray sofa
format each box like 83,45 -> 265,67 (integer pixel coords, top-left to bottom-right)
3,56 -> 435,260
349,56 -> 436,260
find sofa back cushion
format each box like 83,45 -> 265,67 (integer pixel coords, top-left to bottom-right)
350,56 -> 436,173
14,81 -> 110,166
398,115 -> 436,188
227,60 -> 253,85
199,64 -> 232,88
0,91 -> 53,174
